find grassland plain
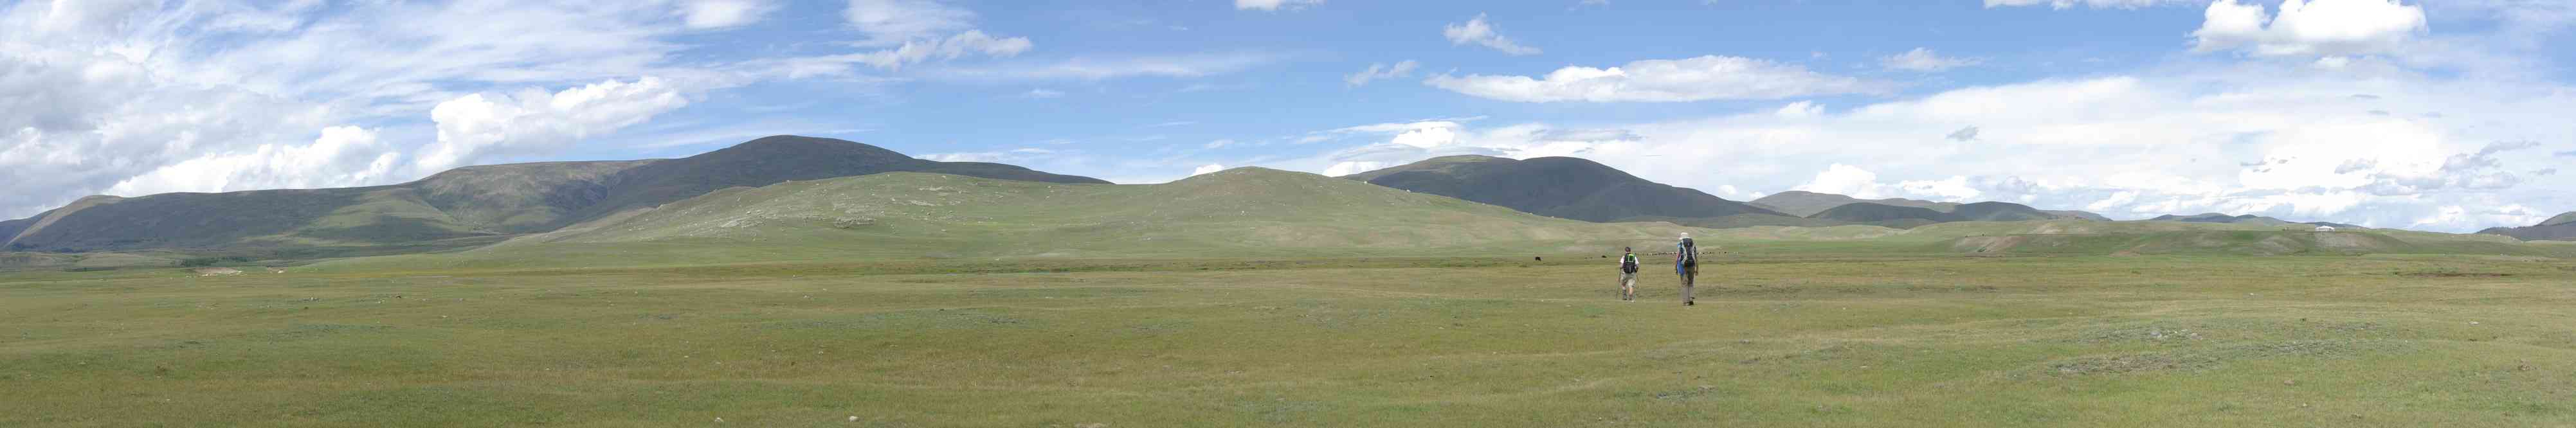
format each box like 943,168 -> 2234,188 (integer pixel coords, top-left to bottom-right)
5,251 -> 2573,427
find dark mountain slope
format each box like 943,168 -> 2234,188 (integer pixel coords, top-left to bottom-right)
1950,202 -> 2059,222
1341,156 -> 1788,223
2547,212 -> 2576,227
2478,211 -> 2576,241
2,136 -> 1106,253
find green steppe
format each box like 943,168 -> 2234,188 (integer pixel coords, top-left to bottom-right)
5,169 -> 2571,427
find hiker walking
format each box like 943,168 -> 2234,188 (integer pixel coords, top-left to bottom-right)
1676,233 -> 1700,306
1617,247 -> 1641,301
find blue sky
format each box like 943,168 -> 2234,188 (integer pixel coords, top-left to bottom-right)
3,0 -> 2572,232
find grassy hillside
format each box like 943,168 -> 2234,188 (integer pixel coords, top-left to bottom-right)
318,168 -> 1716,271
1751,190 -> 1963,217
1810,202 -> 1955,226
0,136 -> 1106,256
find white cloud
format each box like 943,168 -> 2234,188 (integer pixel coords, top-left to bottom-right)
1024,88 -> 1066,98
680,0 -> 779,29
1775,101 -> 1826,118
1443,13 -> 1541,55
849,30 -> 1033,70
1425,55 -> 1892,102
1281,60 -> 2576,231
2192,0 -> 2428,57
1193,164 -> 1229,175
1344,60 -> 1420,87
414,77 -> 691,175
0,1 -> 757,218
1323,161 -> 1388,177
844,0 -> 975,42
105,126 -> 403,196
1204,139 -> 1236,149
1882,48 -> 1981,71
921,148 -> 1055,163
1235,0 -> 1323,11
838,0 -> 1032,69
1794,164 -> 1889,199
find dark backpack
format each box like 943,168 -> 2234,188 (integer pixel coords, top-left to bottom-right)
1620,254 -> 1639,273
1678,238 -> 1698,266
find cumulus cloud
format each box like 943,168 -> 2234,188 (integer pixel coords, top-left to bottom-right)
1443,13 -> 1541,55
1791,164 -> 1984,201
1883,48 -> 1981,71
1193,164 -> 1229,175
413,77 -> 691,175
1345,60 -> 1420,87
105,127 -> 403,196
0,1 -> 764,218
2192,0 -> 2428,57
1424,55 -> 1892,102
1235,0 -> 1323,11
680,0 -> 780,29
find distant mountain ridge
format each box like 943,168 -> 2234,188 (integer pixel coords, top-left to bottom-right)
1750,190 -> 2110,221
1339,155 -> 1789,223
2150,213 -> 2363,229
0,136 -> 1107,253
2478,211 -> 2576,241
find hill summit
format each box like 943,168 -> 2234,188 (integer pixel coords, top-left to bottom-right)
1339,156 -> 1787,223
2478,211 -> 2576,242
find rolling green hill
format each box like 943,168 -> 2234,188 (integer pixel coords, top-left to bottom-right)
1340,156 -> 1791,224
1751,190 -> 2109,221
1807,202 -> 1955,227
0,136 -> 1104,255
1741,189 -> 2101,220
1749,191 -> 1959,217
325,168 -> 1712,270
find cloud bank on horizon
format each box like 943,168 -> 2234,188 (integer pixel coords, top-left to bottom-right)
1,0 -> 2571,233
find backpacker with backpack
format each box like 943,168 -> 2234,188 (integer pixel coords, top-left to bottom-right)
1676,238 -> 1698,276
